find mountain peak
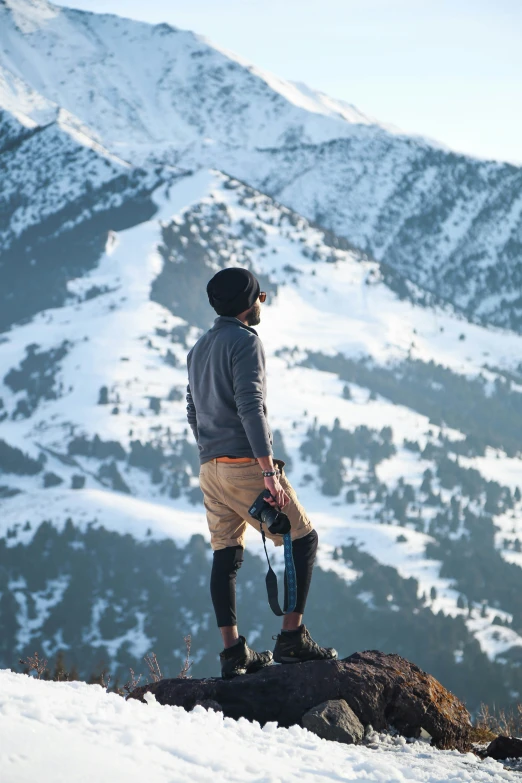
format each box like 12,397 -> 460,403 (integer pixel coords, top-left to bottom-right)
1,0 -> 59,33
2,0 -> 522,336
0,0 -> 384,158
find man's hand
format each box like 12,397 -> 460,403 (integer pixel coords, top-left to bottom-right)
264,475 -> 290,509
257,455 -> 289,508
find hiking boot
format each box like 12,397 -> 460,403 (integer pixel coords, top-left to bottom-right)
220,636 -> 273,679
272,625 -> 338,664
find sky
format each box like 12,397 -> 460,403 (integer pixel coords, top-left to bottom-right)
53,0 -> 522,164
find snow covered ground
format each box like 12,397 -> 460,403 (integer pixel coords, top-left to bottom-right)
0,669 -> 518,783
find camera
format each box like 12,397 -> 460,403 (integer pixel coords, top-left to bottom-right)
248,490 -> 291,535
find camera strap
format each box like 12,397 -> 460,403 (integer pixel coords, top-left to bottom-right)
259,524 -> 297,616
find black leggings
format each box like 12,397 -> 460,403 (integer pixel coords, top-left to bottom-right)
210,529 -> 319,627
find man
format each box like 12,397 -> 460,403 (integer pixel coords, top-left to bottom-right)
186,267 -> 337,678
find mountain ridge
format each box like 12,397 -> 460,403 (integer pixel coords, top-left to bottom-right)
1,0 -> 522,332
0,0 -> 382,151
0,99 -> 165,330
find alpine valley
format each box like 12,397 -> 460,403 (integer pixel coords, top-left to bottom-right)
1,0 -> 522,713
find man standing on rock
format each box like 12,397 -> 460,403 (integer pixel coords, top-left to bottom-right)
186,267 -> 337,678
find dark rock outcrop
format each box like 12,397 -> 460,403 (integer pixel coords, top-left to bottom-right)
128,650 -> 471,751
302,699 -> 364,744
487,736 -> 522,760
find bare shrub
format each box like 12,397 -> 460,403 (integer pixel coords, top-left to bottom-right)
19,652 -> 48,679
178,634 -> 193,679
475,702 -> 522,739
123,668 -> 142,696
144,652 -> 162,683
52,650 -> 79,681
100,670 -> 112,691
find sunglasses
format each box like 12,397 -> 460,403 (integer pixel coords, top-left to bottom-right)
260,291 -> 267,303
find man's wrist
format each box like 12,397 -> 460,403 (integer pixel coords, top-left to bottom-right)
257,455 -> 274,472
257,456 -> 281,478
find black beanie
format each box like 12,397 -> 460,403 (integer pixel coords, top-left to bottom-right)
207,268 -> 260,317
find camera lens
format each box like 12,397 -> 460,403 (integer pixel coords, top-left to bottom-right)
260,506 -> 279,527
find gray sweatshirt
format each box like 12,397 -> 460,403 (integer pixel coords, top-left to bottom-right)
186,316 -> 273,464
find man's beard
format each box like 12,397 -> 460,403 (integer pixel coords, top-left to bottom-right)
246,302 -> 261,326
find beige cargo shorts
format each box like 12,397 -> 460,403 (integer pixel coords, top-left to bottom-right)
199,458 -> 313,551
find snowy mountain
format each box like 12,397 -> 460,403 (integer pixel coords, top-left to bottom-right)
0,106 -> 154,250
0,0 -> 381,155
0,100 -> 164,330
2,0 -> 522,718
1,0 -> 522,331
1,170 -> 522,712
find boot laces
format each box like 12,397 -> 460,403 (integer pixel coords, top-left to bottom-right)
303,627 -> 321,653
